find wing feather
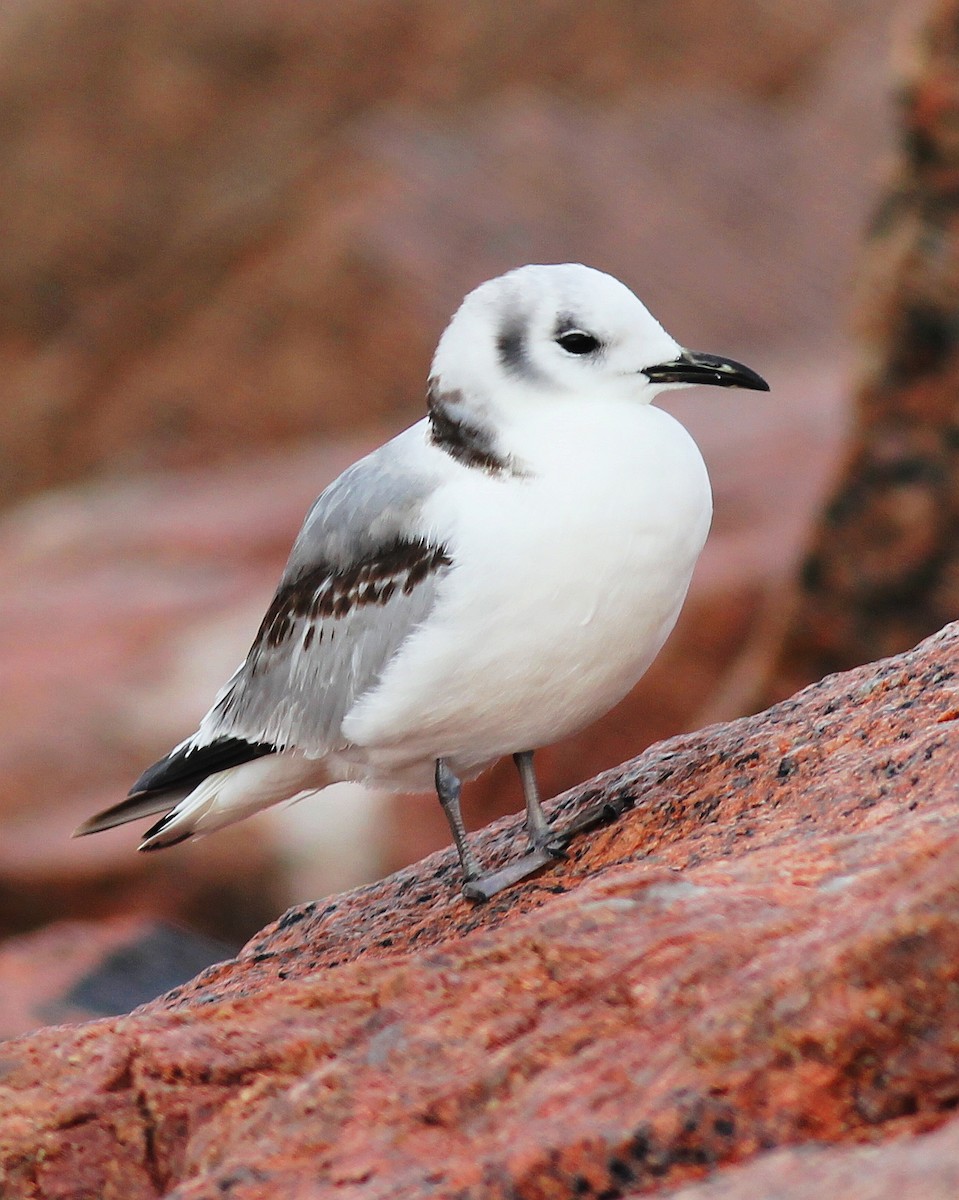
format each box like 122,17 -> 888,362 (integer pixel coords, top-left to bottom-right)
194,425 -> 452,756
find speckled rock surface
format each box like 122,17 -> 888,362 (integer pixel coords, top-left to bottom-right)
656,1121 -> 959,1199
2,622 -> 959,1197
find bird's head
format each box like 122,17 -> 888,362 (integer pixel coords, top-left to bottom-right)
428,263 -> 769,423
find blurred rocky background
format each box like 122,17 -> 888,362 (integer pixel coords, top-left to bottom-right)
0,0 -> 939,1029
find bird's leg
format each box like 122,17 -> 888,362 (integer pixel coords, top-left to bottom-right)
436,755 -> 562,903
513,750 -> 568,858
435,758 -> 484,888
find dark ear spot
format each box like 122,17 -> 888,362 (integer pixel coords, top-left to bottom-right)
496,317 -> 529,376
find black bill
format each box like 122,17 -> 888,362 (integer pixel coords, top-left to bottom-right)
643,350 -> 769,392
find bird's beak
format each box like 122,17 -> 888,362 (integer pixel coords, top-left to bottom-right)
643,350 -> 769,392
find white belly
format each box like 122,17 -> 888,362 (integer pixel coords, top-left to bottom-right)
340,401 -> 711,785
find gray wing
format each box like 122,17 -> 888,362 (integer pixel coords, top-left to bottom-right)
194,423 -> 451,754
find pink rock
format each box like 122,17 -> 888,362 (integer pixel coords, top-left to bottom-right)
0,916 -> 233,1040
2,621 -> 959,1196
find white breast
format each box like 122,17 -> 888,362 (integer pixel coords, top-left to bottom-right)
341,400 -> 711,785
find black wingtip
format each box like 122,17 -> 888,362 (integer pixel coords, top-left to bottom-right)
138,810 -> 194,851
130,737 -> 276,800
142,810 -> 177,842
72,791 -> 183,838
138,831 -> 194,853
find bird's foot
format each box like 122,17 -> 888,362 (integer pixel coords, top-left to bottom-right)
459,794 -> 635,902
461,845 -> 557,903
527,825 -> 569,861
556,793 -> 633,840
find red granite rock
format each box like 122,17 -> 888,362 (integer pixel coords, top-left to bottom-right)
0,916 -> 233,1041
2,621 -> 959,1197
656,1121 -> 959,1199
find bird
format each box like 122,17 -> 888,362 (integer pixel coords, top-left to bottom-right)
75,263 -> 769,901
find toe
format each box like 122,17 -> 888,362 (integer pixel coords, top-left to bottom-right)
529,829 -> 569,860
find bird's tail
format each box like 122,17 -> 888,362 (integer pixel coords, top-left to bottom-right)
75,751 -> 330,850
74,734 -> 278,840
135,752 -> 332,851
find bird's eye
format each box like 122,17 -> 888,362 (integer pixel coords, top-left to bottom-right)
556,331 -> 601,355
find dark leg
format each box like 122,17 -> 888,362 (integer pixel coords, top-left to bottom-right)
436,755 -> 569,904
513,750 -> 567,857
441,753 -> 570,903
436,750 -> 627,903
435,758 -> 484,886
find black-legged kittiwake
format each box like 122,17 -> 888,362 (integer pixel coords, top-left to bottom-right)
76,263 -> 769,901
